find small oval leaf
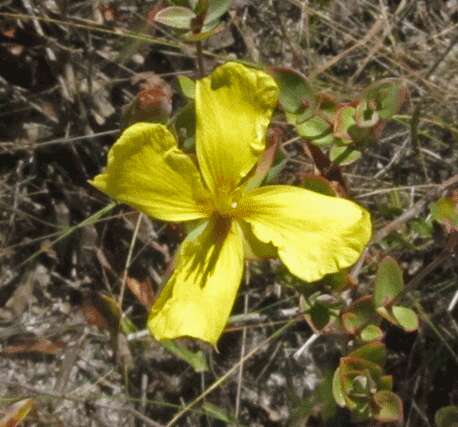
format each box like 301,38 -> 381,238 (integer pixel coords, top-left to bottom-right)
290,113 -> 335,147
348,342 -> 386,367
373,390 -> 404,423
392,305 -> 419,332
204,0 -> 231,24
177,76 -> 196,99
302,175 -> 337,197
155,6 -> 196,29
374,256 -> 404,308
271,67 -> 316,115
332,367 -> 346,407
310,303 -> 331,330
430,196 -> 458,233
363,79 -> 407,120
330,145 -> 362,166
161,340 -> 208,373
435,405 -> 458,427
360,324 -> 384,342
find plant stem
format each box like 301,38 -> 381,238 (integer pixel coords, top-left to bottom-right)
196,41 -> 205,77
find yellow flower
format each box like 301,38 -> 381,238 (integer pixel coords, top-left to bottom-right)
90,62 -> 371,346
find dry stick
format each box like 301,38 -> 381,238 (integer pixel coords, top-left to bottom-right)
5,382 -> 165,427
21,0 -> 56,62
286,0 -> 450,100
313,13 -> 386,80
166,320 -> 297,426
195,41 -> 205,77
235,268 -> 250,421
410,32 -> 458,181
349,0 -> 410,85
272,0 -> 305,69
405,247 -> 454,295
118,213 -> 143,307
348,13 -> 390,85
0,12 -> 179,49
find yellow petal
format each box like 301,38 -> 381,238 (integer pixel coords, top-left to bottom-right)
148,218 -> 244,346
240,186 -> 371,282
195,62 -> 278,194
238,220 -> 277,260
89,123 -> 210,222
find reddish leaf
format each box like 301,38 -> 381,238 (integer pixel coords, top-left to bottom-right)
122,74 -> 172,128
0,399 -> 34,427
98,4 -> 119,22
245,127 -> 282,190
126,277 -> 155,310
81,292 -> 112,332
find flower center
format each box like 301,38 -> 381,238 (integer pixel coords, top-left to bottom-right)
213,186 -> 242,218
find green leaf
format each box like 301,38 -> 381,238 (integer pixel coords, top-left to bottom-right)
330,145 -> 362,166
430,197 -> 458,232
332,367 -> 346,407
316,370 -> 339,421
410,218 -> 433,238
392,305 -> 419,332
363,79 -> 407,120
360,324 -> 384,342
310,303 -> 331,330
161,340 -> 208,372
194,0 -> 209,15
319,270 -> 349,292
271,68 -> 316,115
373,390 -> 404,423
435,405 -> 458,427
341,296 -> 377,335
91,293 -> 137,335
204,0 -> 231,24
155,6 -> 196,29
348,342 -> 386,367
376,305 -> 419,332
302,175 -> 337,197
290,113 -> 335,147
374,256 -> 404,307
202,402 -> 236,423
340,357 -> 383,383
177,76 -> 195,99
